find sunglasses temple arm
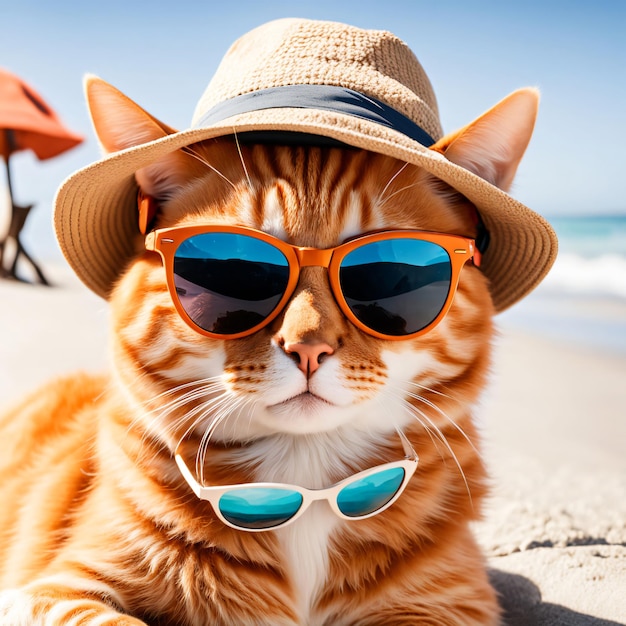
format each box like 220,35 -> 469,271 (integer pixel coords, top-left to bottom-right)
396,428 -> 419,463
175,453 -> 204,498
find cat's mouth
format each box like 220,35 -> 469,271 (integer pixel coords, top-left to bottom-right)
262,391 -> 341,433
267,391 -> 334,418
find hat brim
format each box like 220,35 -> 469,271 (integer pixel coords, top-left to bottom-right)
54,107 -> 557,311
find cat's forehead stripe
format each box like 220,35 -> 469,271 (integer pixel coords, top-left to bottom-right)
337,191 -> 364,242
261,186 -> 288,239
235,194 -> 255,227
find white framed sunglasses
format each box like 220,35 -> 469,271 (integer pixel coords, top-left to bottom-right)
175,430 -> 419,532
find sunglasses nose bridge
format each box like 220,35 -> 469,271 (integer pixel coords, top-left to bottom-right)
295,247 -> 333,269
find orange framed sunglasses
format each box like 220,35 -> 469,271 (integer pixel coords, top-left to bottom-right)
145,225 -> 481,341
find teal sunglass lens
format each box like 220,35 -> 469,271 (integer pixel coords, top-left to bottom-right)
218,488 -> 303,530
336,467 -> 406,517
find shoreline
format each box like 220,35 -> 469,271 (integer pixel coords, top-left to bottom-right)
497,286 -> 626,358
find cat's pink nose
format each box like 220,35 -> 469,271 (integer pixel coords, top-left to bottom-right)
283,341 -> 334,376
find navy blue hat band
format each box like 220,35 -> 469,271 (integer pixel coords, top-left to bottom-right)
193,84 -> 436,148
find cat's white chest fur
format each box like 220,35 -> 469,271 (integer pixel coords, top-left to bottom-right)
246,434 -> 368,623
276,506 -> 338,624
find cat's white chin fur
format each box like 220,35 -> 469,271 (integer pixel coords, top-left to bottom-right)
261,392 -> 353,434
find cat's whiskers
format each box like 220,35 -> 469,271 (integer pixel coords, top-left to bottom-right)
130,377 -> 227,455
181,145 -> 237,190
194,393 -> 246,475
405,398 -> 473,505
383,387 -> 449,457
400,379 -> 481,460
166,388 -> 234,443
132,376 -> 256,482
156,383 -> 224,417
143,372 -> 218,409
404,387 -> 481,459
376,180 -> 423,208
383,384 -> 474,504
405,379 -> 459,403
377,162 -> 409,207
369,394 -> 450,471
153,376 -> 225,401
233,131 -> 252,190
205,393 -> 255,442
196,395 -> 258,483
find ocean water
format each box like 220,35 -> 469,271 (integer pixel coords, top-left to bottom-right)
542,216 -> 626,298
498,215 -> 626,356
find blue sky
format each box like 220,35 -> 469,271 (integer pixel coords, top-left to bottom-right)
1,0 -> 625,258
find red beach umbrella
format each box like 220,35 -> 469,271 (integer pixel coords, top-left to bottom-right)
0,67 -> 84,160
0,67 -> 84,283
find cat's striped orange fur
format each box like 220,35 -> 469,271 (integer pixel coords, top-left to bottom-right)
0,80 -> 539,624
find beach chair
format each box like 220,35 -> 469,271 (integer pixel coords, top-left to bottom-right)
0,202 -> 49,285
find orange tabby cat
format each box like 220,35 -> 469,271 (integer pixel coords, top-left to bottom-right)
0,22 -> 549,625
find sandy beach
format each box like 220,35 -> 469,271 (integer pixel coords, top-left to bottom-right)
1,261 -> 625,624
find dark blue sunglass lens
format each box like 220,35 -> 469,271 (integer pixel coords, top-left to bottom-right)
173,233 -> 290,335
218,488 -> 303,530
339,239 -> 452,336
336,467 -> 406,517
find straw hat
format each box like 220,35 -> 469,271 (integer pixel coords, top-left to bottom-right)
54,17 -> 557,311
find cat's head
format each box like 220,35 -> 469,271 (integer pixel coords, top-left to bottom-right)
85,78 -> 538,447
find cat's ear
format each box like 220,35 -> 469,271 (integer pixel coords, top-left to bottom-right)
85,75 -> 194,200
432,88 -> 539,192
